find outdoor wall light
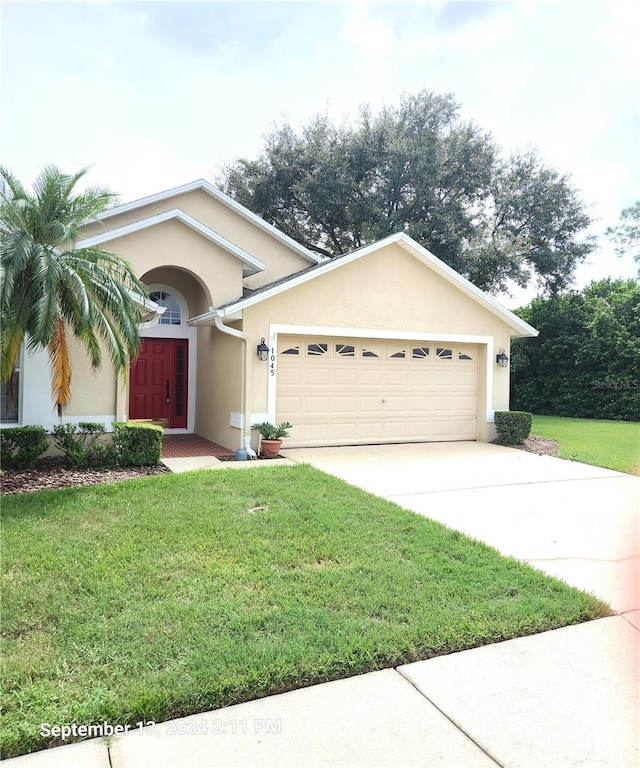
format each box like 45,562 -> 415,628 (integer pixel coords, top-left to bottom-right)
257,338 -> 270,362
496,348 -> 509,368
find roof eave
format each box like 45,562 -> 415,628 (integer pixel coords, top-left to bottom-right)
392,235 -> 539,338
195,232 -> 539,337
76,208 -> 266,276
92,179 -> 323,265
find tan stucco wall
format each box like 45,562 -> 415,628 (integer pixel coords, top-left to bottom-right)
99,219 -> 242,308
246,244 -> 509,336
81,189 -> 313,291
195,325 -> 244,449
64,336 -> 118,418
242,243 -> 515,441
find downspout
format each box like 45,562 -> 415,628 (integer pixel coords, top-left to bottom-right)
213,315 -> 252,448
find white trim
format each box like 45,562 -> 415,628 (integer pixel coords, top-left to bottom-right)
139,284 -> 197,434
199,233 -> 538,338
266,324 -> 496,429
92,179 -> 323,265
77,209 -> 266,276
486,338 -> 495,422
13,345 -> 56,428
268,324 -> 493,344
130,290 -> 166,328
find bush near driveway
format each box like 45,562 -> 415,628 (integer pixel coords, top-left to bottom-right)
494,411 -> 532,445
0,466 -> 610,758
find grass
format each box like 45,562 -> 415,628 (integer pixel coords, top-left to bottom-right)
1,466 -> 610,758
531,415 -> 640,475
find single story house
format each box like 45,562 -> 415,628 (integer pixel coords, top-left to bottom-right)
2,179 -> 538,449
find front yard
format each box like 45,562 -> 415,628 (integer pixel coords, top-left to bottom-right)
531,415 -> 640,475
0,465 -> 609,758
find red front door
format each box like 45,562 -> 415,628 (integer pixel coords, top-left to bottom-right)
129,338 -> 188,429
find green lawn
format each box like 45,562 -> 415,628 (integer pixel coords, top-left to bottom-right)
1,466 -> 609,758
531,415 -> 640,475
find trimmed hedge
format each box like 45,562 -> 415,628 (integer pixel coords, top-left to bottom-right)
0,426 -> 49,469
51,422 -> 115,468
494,411 -> 532,445
113,422 -> 163,467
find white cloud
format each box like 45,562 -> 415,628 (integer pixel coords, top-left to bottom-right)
448,12 -> 515,52
2,0 -> 637,293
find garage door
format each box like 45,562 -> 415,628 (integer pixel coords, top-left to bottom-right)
276,336 -> 478,447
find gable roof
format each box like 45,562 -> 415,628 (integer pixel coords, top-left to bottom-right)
94,179 -> 324,266
76,208 -> 266,276
189,232 -> 539,338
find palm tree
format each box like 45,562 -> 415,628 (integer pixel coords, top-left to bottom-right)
0,165 -> 147,414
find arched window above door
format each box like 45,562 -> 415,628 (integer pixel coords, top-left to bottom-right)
149,291 -> 181,325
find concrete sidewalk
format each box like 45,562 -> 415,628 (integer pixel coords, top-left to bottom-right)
5,443 -> 639,767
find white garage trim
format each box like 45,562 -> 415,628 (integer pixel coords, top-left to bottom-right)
266,324 -> 495,427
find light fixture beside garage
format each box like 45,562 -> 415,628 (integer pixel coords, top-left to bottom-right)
257,338 -> 270,361
496,348 -> 509,368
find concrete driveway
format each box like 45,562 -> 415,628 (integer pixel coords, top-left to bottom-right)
282,442 -> 640,614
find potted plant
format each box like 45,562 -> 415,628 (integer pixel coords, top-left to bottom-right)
251,421 -> 293,458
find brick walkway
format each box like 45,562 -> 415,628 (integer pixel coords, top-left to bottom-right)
161,434 -> 234,459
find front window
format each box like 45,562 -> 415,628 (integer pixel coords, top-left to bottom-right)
150,291 -> 181,325
1,370 -> 19,423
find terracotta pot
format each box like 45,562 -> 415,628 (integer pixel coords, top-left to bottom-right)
260,439 -> 282,458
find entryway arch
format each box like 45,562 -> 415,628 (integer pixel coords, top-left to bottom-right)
130,275 -> 201,433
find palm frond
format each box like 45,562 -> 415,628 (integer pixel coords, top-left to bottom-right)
1,166 -> 143,407
48,317 -> 72,414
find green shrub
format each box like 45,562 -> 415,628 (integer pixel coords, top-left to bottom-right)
494,411 -> 532,445
0,426 -> 50,470
51,422 -> 115,468
113,422 -> 163,467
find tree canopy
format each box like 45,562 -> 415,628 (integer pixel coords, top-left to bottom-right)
510,279 -> 640,421
606,201 -> 640,267
0,166 -> 146,413
221,90 -> 595,295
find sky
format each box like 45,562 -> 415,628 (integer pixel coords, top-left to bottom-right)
1,0 -> 638,306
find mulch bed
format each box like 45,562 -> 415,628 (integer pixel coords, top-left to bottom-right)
515,436 -> 560,457
1,457 -> 170,496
